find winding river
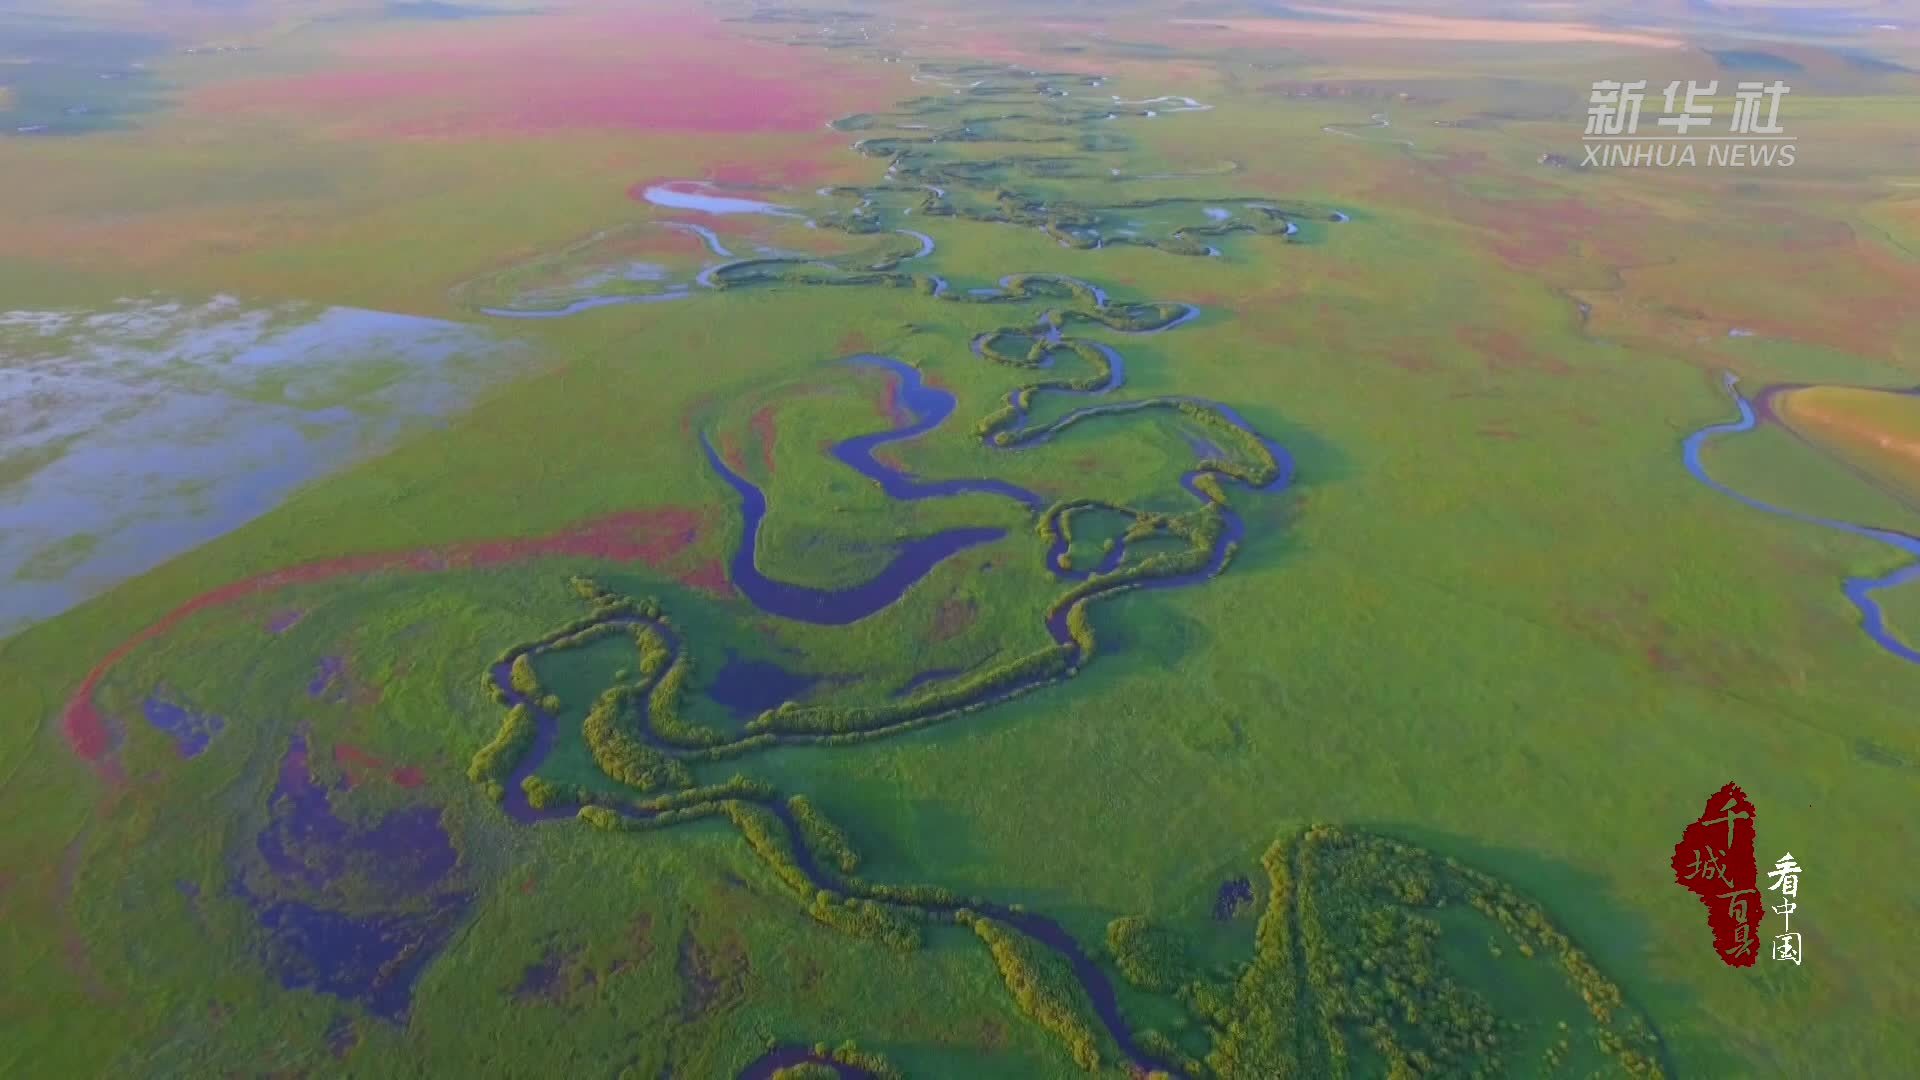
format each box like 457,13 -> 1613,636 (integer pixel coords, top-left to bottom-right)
484,588 -> 1195,1075
39,48 -> 1340,1077
473,295 -> 1297,1073
1683,373 -> 1920,664
451,58 -> 1323,1078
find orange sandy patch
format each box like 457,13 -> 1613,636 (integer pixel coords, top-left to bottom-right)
1173,10 -> 1683,48
1775,386 -> 1920,504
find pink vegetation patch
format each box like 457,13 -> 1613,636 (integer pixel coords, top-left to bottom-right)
1458,325 -> 1573,379
186,11 -> 888,139
334,744 -> 427,789
930,597 -> 979,643
63,507 -> 707,771
707,160 -> 840,186
679,558 -> 733,599
751,406 -> 778,474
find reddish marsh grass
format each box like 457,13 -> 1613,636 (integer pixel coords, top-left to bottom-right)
188,11 -> 891,139
64,507 -> 708,771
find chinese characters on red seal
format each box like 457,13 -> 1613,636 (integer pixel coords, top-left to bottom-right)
1671,782 -> 1763,967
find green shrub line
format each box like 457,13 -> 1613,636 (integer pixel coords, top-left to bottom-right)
634,624 -> 671,677
1198,832 -> 1317,1078
1037,499 -> 1102,542
960,911 -> 1109,1072
766,1041 -> 906,1080
491,513 -> 1229,768
721,800 -> 817,899
1214,542 -> 1240,578
646,651 -> 723,748
975,394 -> 1279,492
466,703 -> 536,803
581,683 -> 693,792
1106,916 -> 1194,994
747,642 -> 1073,735
481,671 -> 509,707
769,1063 -> 838,1080
826,1042 -> 905,1080
808,890 -> 922,952
639,775 -> 775,810
521,774 -> 588,811
788,794 -> 861,874
508,654 -> 541,698
723,800 -> 925,951
1137,1030 -> 1206,1080
1189,826 -> 1671,1080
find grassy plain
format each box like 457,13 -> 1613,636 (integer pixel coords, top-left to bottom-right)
3,1 -> 1919,1077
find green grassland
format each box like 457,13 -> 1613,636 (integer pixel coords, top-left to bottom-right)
4,1 -> 1920,1077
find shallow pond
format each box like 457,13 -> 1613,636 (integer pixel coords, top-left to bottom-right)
0,297 -> 524,637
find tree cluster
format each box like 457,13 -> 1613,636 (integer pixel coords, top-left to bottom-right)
467,703 -> 537,803
521,775 -> 589,811
1105,916 -> 1193,993
960,913 -> 1107,1072
1192,826 -> 1670,1080
748,643 -> 1072,736
788,794 -> 861,875
509,654 -> 542,699
582,684 -> 692,792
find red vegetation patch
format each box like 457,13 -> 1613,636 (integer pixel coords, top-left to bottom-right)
186,12 -> 888,139
1479,197 -> 1623,271
751,406 -> 778,474
334,743 -> 427,789
706,159 -> 843,187
1458,326 -> 1573,379
679,558 -> 734,599
877,378 -> 904,423
1388,348 -> 1438,374
930,596 -> 979,643
59,833 -> 117,1002
63,507 -> 706,771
